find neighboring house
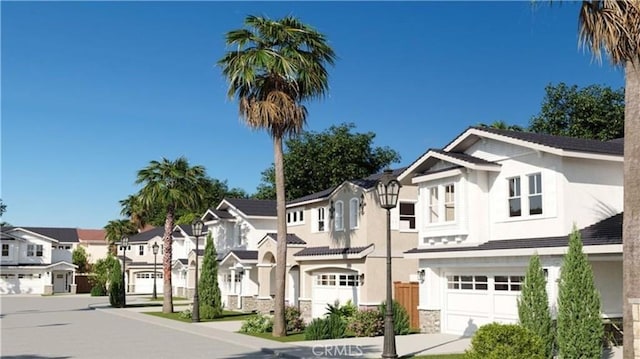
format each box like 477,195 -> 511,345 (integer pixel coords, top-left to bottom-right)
77,229 -> 108,264
201,198 -> 277,309
397,127 -> 623,335
0,227 -> 79,294
254,170 -> 419,321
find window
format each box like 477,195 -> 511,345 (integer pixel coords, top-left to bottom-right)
447,275 -> 488,290
2,244 -> 8,257
286,209 -> 304,225
445,185 -> 455,222
316,274 -> 336,286
399,202 -> 416,230
495,275 -> 524,291
338,274 -> 360,287
334,201 -> 344,231
349,198 -> 359,229
508,177 -> 522,217
429,187 -> 439,223
528,173 -> 543,215
317,207 -> 326,232
27,244 -> 43,257
139,245 -> 144,256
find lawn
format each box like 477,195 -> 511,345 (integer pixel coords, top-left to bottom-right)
241,331 -> 306,342
145,310 -> 257,323
408,354 -> 465,359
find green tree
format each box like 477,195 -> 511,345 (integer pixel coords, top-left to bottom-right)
135,157 -> 208,314
72,246 -> 90,273
198,233 -> 223,319
119,195 -> 150,231
254,123 -> 400,200
556,226 -> 603,359
478,120 -> 524,131
518,254 -> 554,358
0,198 -> 8,227
91,255 -> 122,303
219,15 -> 335,336
104,219 -> 136,255
108,258 -> 124,308
577,3 -> 640,355
528,82 -> 624,140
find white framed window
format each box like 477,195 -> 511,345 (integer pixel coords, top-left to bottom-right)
428,187 -> 439,223
334,201 -> 344,231
316,274 -> 336,286
349,198 -> 359,229
317,207 -> 326,232
427,183 -> 456,224
494,275 -> 524,291
444,184 -> 455,222
27,244 -> 43,257
508,177 -> 522,217
338,274 -> 360,287
447,275 -> 488,290
399,202 -> 416,230
1,244 -> 9,257
286,209 -> 304,225
528,173 -> 543,215
139,245 -> 144,256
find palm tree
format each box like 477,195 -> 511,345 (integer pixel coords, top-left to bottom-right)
477,120 -> 524,131
119,194 -> 149,232
104,219 -> 136,255
219,15 -> 335,336
578,1 -> 640,356
135,157 -> 208,314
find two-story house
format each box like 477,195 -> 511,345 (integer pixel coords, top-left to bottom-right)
0,227 -> 79,294
398,127 -> 623,335
254,170 -> 420,321
77,229 -> 109,264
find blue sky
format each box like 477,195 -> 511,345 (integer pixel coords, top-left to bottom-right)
1,1 -> 624,229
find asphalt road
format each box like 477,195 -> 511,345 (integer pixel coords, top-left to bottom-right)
0,295 -> 272,359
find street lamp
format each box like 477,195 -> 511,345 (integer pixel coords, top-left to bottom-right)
152,242 -> 159,300
121,236 -> 129,308
376,169 -> 401,359
191,219 -> 205,323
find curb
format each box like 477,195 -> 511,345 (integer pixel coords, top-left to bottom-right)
261,347 -> 303,358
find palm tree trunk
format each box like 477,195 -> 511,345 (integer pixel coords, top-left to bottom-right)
162,206 -> 175,314
623,57 -> 640,359
272,135 -> 288,337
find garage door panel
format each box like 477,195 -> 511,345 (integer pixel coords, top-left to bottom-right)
493,295 -> 519,318
446,292 -> 491,314
446,313 -> 491,335
311,271 -> 360,318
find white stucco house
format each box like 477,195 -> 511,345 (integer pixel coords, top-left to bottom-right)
398,126 -> 623,336
1,227 -> 79,295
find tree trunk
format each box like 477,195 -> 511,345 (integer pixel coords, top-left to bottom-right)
623,57 -> 640,359
272,135 -> 288,337
162,206 -> 174,314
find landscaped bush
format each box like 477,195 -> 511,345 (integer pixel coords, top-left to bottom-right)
178,308 -> 192,320
285,305 -> 306,333
348,309 -> 383,337
326,299 -> 358,321
90,284 -> 107,296
304,314 -> 347,340
378,300 -> 411,335
239,313 -> 273,334
465,323 -> 545,359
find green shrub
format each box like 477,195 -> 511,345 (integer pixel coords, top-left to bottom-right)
107,260 -> 124,308
199,234 -> 223,319
518,254 -> 554,358
178,308 -> 192,320
90,284 -> 107,296
465,323 -> 545,359
285,306 -> 306,333
378,300 -> 411,335
326,299 -> 358,321
304,314 -> 347,340
239,313 -> 274,334
348,309 -> 383,337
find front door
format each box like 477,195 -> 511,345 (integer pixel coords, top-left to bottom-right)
53,272 -> 66,293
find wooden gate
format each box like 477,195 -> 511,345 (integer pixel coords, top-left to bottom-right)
394,281 -> 419,329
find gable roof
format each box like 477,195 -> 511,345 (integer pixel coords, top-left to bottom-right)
201,209 -> 235,221
405,213 -> 622,255
127,227 -> 166,242
218,198 -> 277,217
258,233 -> 307,247
11,227 -> 79,243
294,244 -> 374,257
77,229 -> 106,244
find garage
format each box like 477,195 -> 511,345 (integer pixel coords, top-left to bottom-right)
132,271 -> 163,294
443,272 -> 523,335
311,270 -> 360,318
0,272 -> 44,294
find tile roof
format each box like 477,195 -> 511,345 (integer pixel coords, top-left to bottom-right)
294,244 -> 374,257
222,250 -> 259,261
226,198 -> 277,217
212,210 -> 234,219
469,127 -> 624,156
17,227 -> 79,243
77,229 -> 106,243
405,213 -> 622,255
264,233 -> 307,245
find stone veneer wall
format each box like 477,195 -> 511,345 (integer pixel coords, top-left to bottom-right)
256,297 -> 274,314
186,288 -> 194,300
631,298 -> 640,358
419,309 -> 441,334
241,296 -> 257,312
299,299 -> 312,322
227,295 -> 238,310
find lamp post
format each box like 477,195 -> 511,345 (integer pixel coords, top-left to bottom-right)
191,219 -> 204,323
376,169 -> 401,359
121,236 -> 129,308
152,242 -> 159,300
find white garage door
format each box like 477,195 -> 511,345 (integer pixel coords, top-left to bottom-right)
0,273 -> 43,294
312,271 -> 360,318
444,273 -> 523,335
133,272 -> 164,294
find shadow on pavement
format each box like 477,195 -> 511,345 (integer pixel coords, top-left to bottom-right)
400,336 -> 467,357
2,356 -> 71,359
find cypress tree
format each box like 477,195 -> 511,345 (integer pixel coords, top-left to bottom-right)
198,233 -> 223,319
557,226 -> 603,358
518,253 -> 554,358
